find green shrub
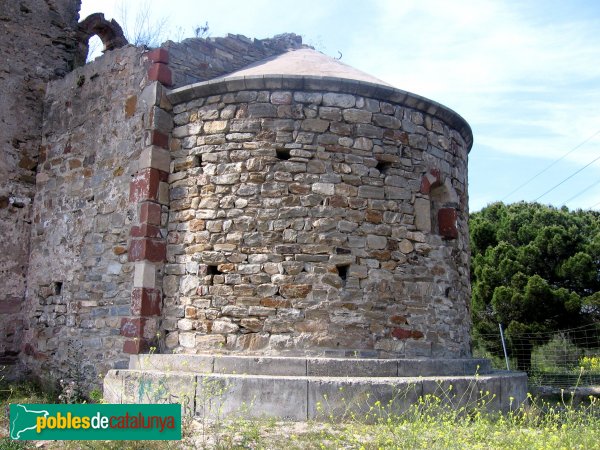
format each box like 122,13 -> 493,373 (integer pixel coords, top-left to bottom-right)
579,356 -> 600,373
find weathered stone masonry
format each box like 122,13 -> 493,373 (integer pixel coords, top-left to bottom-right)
0,1 -> 332,385
163,33 -> 307,88
162,73 -> 473,359
0,0 -> 81,375
1,0 -> 479,390
23,45 -> 151,381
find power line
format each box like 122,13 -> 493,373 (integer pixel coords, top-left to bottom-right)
561,178 -> 600,205
535,152 -> 600,201
502,128 -> 600,201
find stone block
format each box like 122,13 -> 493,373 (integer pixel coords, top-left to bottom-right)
414,198 -> 431,232
158,181 -> 170,205
204,120 -> 229,134
122,370 -> 196,416
130,224 -> 162,239
311,182 -> 334,195
123,338 -> 149,354
301,118 -> 329,132
391,328 -> 424,340
398,239 -> 414,254
404,340 -> 432,357
294,92 -> 322,104
196,334 -> 226,349
146,48 -> 169,63
179,332 -> 196,348
133,261 -> 156,289
148,130 -> 169,149
128,238 -> 166,262
356,123 -> 383,138
247,103 -> 277,118
197,374 -> 308,420
280,284 -> 312,298
499,372 -> 528,411
342,108 -> 372,123
421,377 -> 479,409
213,356 -> 306,376
420,169 -> 441,194
366,235 -> 387,250
139,82 -> 162,108
130,168 -> 168,203
139,201 -> 162,226
438,208 -> 458,239
358,185 -> 384,199
373,113 -> 401,129
270,91 -> 292,104
131,288 -> 162,316
318,106 -> 341,121
322,93 -> 355,108
307,358 -> 397,377
103,370 -> 124,403
148,63 -> 172,86
146,106 -> 173,135
120,317 -> 146,338
308,379 -> 421,420
139,146 -> 171,172
130,354 -> 214,373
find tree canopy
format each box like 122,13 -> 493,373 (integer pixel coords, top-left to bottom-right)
470,202 -> 600,370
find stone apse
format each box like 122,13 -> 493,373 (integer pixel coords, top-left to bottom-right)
0,1 -> 526,417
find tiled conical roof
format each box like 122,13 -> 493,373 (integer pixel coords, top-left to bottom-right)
220,48 -> 392,86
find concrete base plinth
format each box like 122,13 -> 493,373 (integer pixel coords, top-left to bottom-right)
104,354 -> 527,420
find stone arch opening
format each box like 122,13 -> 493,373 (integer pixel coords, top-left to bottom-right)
74,13 -> 128,67
430,180 -> 459,239
416,170 -> 459,239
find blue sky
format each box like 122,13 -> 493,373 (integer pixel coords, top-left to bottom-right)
81,0 -> 600,212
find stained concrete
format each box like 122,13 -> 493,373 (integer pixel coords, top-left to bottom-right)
106,355 -> 527,420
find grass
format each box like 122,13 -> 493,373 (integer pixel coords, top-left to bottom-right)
1,375 -> 599,449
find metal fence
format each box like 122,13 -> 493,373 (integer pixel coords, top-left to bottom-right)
474,323 -> 600,388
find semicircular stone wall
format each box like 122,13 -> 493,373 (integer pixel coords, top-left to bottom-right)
163,78 -> 472,358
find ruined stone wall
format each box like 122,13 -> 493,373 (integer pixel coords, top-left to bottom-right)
20,46 -> 150,384
163,33 -> 307,88
0,0 -> 80,375
163,81 -> 471,358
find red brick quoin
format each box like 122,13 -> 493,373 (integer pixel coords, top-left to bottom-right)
139,202 -> 162,226
129,167 -> 168,203
148,63 -> 172,87
128,238 -> 166,262
122,45 -> 171,352
438,208 -> 459,240
131,288 -> 162,316
149,130 -> 169,149
420,169 -> 441,194
147,47 -> 172,86
146,48 -> 169,64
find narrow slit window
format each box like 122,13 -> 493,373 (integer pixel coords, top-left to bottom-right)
336,265 -> 349,283
206,265 -> 223,286
276,148 -> 291,160
53,282 -> 63,295
207,265 -> 222,276
376,161 -> 392,175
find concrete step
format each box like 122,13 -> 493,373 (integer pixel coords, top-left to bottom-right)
128,354 -> 493,377
104,355 -> 527,421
